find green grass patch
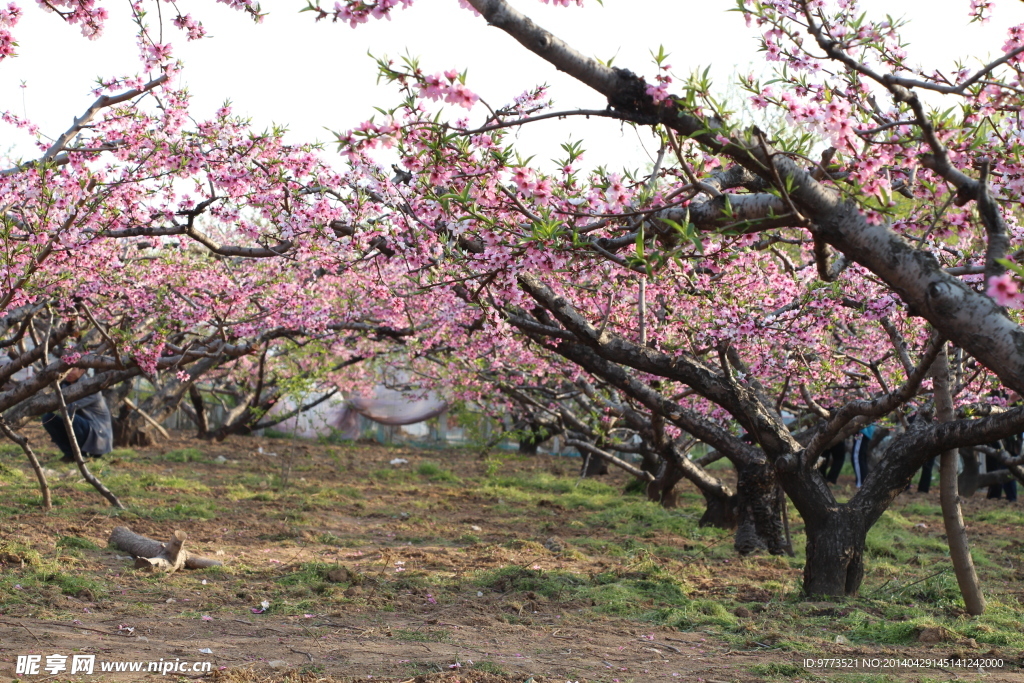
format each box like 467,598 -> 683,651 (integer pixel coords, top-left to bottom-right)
160,447 -> 205,463
42,571 -> 104,599
369,468 -> 414,482
749,663 -> 808,678
142,500 -> 221,520
0,539 -> 42,566
277,562 -> 334,588
649,598 -> 739,630
416,461 -> 459,483
56,536 -> 100,551
0,459 -> 26,480
973,506 -> 1024,524
109,472 -> 210,493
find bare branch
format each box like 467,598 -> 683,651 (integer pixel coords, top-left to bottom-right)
803,331 -> 944,465
565,439 -> 654,481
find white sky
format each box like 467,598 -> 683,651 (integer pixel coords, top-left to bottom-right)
3,0 -> 1024,170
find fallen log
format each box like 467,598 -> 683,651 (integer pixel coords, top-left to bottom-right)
108,526 -> 222,573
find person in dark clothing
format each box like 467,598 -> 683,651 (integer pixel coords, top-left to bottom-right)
851,425 -> 878,488
41,369 -> 113,463
819,440 -> 847,484
917,456 -> 937,493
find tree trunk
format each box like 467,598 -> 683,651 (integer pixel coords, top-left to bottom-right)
734,460 -> 789,556
517,417 -> 560,455
114,357 -> 223,446
189,384 -> 209,438
646,459 -> 687,510
803,509 -> 867,596
517,420 -> 546,454
958,448 -> 980,497
646,451 -> 784,552
697,489 -> 737,528
580,451 -> 609,476
518,436 -> 540,454
113,405 -> 156,447
933,346 -> 986,615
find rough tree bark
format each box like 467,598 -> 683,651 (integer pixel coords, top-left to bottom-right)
734,459 -> 790,556
108,526 -> 222,573
803,507 -> 867,596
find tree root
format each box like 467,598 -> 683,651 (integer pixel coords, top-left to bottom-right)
108,526 -> 222,573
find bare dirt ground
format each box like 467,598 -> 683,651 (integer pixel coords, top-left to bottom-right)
0,429 -> 1022,683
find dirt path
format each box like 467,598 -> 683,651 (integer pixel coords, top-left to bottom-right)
0,610 -> 755,681
6,609 -> 1021,682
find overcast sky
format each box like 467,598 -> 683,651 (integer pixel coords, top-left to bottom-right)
3,0 -> 1024,170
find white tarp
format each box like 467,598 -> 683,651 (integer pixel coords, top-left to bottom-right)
345,387 -> 448,425
269,386 -> 448,440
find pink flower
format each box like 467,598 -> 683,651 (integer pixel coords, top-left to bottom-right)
444,82 -> 478,109
418,73 -> 445,101
987,273 -> 1023,308
646,82 -> 670,104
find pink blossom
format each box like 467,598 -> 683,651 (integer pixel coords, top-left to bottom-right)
987,273 -> 1024,308
444,82 -> 478,109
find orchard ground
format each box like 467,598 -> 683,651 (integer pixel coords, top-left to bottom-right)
0,430 -> 1022,683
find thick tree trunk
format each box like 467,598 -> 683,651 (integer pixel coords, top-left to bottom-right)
803,509 -> 867,596
734,460 -> 789,556
698,489 -> 737,528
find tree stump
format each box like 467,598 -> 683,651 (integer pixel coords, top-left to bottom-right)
108,526 -> 222,573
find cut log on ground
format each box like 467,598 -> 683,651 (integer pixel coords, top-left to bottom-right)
108,526 -> 223,573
